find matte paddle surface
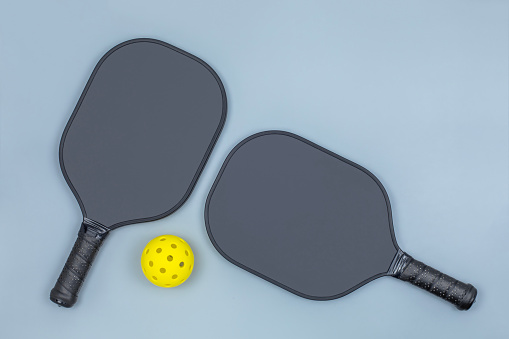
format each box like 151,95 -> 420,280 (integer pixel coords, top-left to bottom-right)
206,131 -> 398,299
61,39 -> 226,228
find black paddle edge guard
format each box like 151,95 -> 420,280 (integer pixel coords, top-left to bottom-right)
390,251 -> 477,310
59,38 -> 227,230
205,130 -> 398,301
50,221 -> 109,307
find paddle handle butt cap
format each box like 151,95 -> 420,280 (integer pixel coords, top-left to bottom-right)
392,252 -> 477,310
50,222 -> 108,308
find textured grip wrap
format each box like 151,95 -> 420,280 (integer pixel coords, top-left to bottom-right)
391,252 -> 477,310
50,222 -> 109,307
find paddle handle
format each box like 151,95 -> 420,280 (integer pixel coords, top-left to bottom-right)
392,252 -> 477,310
50,222 -> 109,307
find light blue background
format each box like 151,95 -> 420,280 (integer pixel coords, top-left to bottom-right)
1,1 -> 508,338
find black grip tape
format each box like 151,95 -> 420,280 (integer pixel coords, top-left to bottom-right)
393,253 -> 477,310
50,222 -> 108,308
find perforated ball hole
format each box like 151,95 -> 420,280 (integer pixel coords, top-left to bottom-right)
167,255 -> 173,262
149,261 -> 153,267
156,248 -> 162,253
160,238 -> 166,241
160,268 -> 166,273
171,244 -> 177,249
165,284 -> 171,287
152,276 -> 158,280
146,249 -> 149,254
179,262 -> 184,268
185,250 -> 189,256
172,275 -> 178,279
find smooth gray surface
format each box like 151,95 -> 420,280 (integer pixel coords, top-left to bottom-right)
207,132 -> 397,298
62,40 -> 225,227
0,1 -> 508,338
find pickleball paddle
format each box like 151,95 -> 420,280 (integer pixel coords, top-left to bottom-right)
50,38 -> 226,307
205,131 -> 476,310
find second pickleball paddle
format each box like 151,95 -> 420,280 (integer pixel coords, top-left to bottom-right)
205,131 -> 476,310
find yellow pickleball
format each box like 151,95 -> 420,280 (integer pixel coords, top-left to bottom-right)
141,235 -> 194,288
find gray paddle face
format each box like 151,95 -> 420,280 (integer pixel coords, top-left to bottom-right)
205,131 -> 398,300
61,39 -> 226,228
